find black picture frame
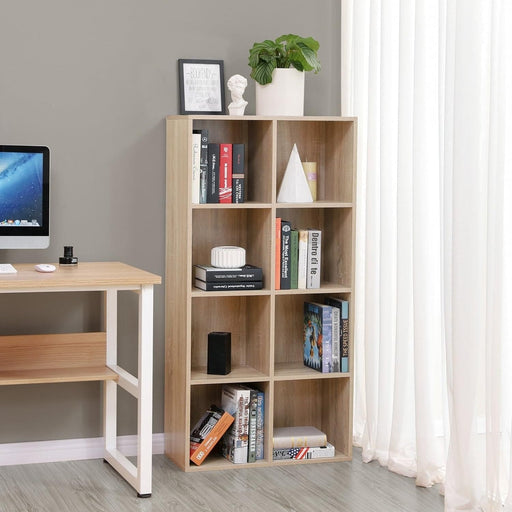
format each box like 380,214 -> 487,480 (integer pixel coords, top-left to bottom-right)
178,59 -> 225,115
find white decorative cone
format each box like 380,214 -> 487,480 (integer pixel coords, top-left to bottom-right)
277,144 -> 314,203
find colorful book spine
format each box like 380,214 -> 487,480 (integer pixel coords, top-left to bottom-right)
255,390 -> 264,460
198,129 -> 208,204
325,297 -> 349,372
194,264 -> 263,282
297,229 -> 308,289
275,218 -> 281,290
207,143 -> 220,203
189,405 -> 234,466
246,387 -> 258,463
232,143 -> 245,203
219,143 -> 232,203
221,385 -> 251,464
280,220 -> 291,289
330,305 -> 340,372
273,443 -> 335,461
306,229 -> 321,289
194,279 -> 262,291
191,130 -> 201,204
303,302 -> 333,373
290,229 -> 299,289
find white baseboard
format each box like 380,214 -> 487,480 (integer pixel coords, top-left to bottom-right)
0,433 -> 164,467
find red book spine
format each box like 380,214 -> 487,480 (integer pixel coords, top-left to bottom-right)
219,144 -> 233,203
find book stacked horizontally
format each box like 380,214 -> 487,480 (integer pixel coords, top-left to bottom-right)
194,264 -> 263,291
272,426 -> 335,461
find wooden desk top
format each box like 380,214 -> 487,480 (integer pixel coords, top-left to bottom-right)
0,261 -> 161,291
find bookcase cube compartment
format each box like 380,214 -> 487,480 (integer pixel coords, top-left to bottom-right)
273,378 -> 352,462
276,119 -> 356,204
190,295 -> 271,383
276,206 -> 354,288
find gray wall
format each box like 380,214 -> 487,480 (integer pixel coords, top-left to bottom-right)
0,0 -> 341,443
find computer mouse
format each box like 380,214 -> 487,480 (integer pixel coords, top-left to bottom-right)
35,264 -> 56,273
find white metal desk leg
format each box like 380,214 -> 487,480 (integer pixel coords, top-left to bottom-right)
137,284 -> 153,497
104,289 -> 118,454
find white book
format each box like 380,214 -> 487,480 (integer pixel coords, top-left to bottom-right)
191,132 -> 201,204
297,229 -> 309,289
221,384 -> 250,463
306,229 -> 322,289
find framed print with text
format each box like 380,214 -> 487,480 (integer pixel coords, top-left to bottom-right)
178,59 -> 225,115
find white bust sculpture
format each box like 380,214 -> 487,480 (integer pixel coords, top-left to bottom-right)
227,74 -> 248,115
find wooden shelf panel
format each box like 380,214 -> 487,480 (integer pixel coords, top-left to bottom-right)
192,202 -> 271,209
186,456 -> 269,472
275,283 -> 351,295
191,365 -> 270,385
274,362 -> 350,381
0,366 -> 118,385
276,201 -> 353,209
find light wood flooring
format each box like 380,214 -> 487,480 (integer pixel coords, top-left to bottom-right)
0,449 -> 444,512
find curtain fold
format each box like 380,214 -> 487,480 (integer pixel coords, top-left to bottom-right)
342,0 -> 512,509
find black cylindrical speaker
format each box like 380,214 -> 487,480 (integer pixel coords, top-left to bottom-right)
207,332 -> 231,375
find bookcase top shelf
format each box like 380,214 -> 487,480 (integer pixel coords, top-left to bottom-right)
166,114 -> 357,122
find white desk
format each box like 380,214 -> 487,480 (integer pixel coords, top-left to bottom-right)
0,262 -> 161,497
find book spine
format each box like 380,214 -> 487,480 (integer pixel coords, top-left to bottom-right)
272,443 -> 335,461
191,131 -> 201,204
297,229 -> 308,289
255,391 -> 264,460
232,143 -> 245,203
321,305 -> 333,373
306,229 -> 321,289
221,386 -> 250,464
194,265 -> 263,282
199,129 -> 208,204
219,143 -> 232,203
275,218 -> 281,290
330,305 -> 340,372
247,389 -> 258,463
290,229 -> 299,289
304,301 -> 322,371
195,279 -> 262,291
280,220 -> 291,290
341,300 -> 349,372
207,143 -> 220,203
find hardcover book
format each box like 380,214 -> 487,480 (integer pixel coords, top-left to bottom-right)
232,143 -> 245,203
255,390 -> 265,460
219,143 -> 232,203
272,426 -> 327,449
290,229 -> 299,289
241,385 -> 259,463
280,220 -> 292,290
275,218 -> 281,290
306,229 -> 322,288
198,129 -> 208,204
304,301 -> 333,373
194,264 -> 263,283
190,405 -> 234,466
207,143 -> 220,203
297,229 -> 308,289
273,443 -> 335,461
194,279 -> 263,291
191,130 -> 201,204
326,297 -> 349,372
221,384 -> 251,464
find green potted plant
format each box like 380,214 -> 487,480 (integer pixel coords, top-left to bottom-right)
248,34 -> 321,116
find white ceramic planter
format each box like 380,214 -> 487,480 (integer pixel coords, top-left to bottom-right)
255,68 -> 305,116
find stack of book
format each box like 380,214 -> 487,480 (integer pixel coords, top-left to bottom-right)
272,426 -> 335,461
303,298 -> 349,373
194,264 -> 263,291
221,384 -> 264,464
275,218 -> 321,290
191,129 -> 245,204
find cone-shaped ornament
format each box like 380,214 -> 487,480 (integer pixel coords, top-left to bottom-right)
277,144 -> 313,203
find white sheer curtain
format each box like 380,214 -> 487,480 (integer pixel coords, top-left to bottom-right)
341,1 -> 512,510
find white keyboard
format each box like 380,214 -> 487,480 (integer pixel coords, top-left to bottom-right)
0,264 -> 17,274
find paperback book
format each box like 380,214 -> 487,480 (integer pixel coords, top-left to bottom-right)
221,384 -> 251,464
303,302 -> 333,373
195,279 -> 263,291
194,264 -> 263,283
273,443 -> 335,461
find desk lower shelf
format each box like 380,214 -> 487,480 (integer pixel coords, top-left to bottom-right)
0,366 -> 118,386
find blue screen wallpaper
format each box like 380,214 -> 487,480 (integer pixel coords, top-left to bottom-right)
0,152 -> 43,226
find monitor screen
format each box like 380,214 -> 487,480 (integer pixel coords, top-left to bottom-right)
0,145 -> 50,249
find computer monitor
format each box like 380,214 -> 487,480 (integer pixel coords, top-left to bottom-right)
0,145 -> 50,249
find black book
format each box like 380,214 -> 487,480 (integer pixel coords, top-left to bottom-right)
207,143 -> 220,203
194,264 -> 263,283
232,144 -> 245,203
195,279 -> 263,291
280,220 -> 292,289
196,129 -> 208,204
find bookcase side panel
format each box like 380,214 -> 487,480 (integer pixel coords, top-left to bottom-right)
165,117 -> 193,470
